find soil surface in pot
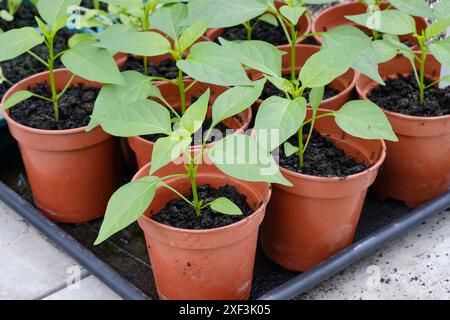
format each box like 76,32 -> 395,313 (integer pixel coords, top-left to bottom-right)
0,3 -> 37,30
9,82 -> 99,130
142,118 -> 232,145
262,79 -> 339,100
368,73 -> 450,117
151,184 -> 254,230
279,129 -> 368,177
121,56 -> 179,79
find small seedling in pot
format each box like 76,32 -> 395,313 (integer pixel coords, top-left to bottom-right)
0,0 -> 124,121
0,0 -> 35,22
92,79 -> 289,244
221,38 -> 398,169
346,0 -> 450,104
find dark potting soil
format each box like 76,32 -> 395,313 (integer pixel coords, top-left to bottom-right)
0,3 -> 37,31
121,56 -> 179,79
261,79 -> 339,100
9,82 -> 99,130
151,184 -> 254,230
279,129 -> 368,178
81,0 -> 108,10
368,73 -> 450,117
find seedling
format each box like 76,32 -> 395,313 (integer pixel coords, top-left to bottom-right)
220,38 -> 398,168
0,0 -> 124,121
0,0 -> 24,22
346,0 -> 450,103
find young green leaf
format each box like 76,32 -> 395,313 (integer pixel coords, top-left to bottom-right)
92,99 -> 172,137
208,133 -> 292,186
254,96 -> 306,151
1,90 -> 34,110
180,89 -> 210,134
212,79 -> 265,127
309,86 -> 324,112
0,27 -> 43,61
425,19 -> 450,40
150,2 -> 187,40
37,0 -> 81,31
334,100 -> 398,142
346,10 -> 416,35
61,41 -> 125,85
178,20 -> 208,53
433,0 -> 450,20
149,134 -> 192,175
280,5 -> 306,26
177,42 -> 252,86
209,197 -> 243,216
283,141 -> 299,157
429,38 -> 450,68
265,75 -> 295,92
372,39 -> 398,63
95,176 -> 159,245
388,0 -> 433,18
68,33 -> 95,48
258,13 -> 278,26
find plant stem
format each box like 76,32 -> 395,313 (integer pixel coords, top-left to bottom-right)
57,74 -> 76,99
298,126 -> 304,168
290,23 -> 297,82
187,162 -> 201,217
243,21 -> 253,40
93,0 -> 100,10
142,3 -> 150,75
177,68 -> 186,115
419,48 -> 427,104
47,34 -> 59,122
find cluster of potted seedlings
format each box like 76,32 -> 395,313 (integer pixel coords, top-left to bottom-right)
0,0 -> 449,300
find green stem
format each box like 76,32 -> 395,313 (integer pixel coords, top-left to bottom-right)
419,49 -> 427,104
27,50 -> 49,68
142,3 -> 150,75
47,34 -> 59,122
298,126 -> 304,168
177,68 -> 186,115
243,21 -> 253,40
290,23 -> 297,82
372,29 -> 379,40
187,162 -> 201,217
57,74 -> 76,99
93,0 -> 100,10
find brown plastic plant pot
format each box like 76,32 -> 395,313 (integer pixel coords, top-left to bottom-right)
204,0 -> 312,49
250,44 -> 357,112
312,2 -> 428,47
135,159 -> 272,300
1,69 -> 122,223
356,54 -> 450,208
128,80 -> 253,169
260,108 -> 387,272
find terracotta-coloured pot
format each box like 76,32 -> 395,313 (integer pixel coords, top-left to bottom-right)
114,53 -> 128,68
204,0 -> 312,48
260,109 -> 387,272
128,80 -> 253,169
251,44 -> 357,111
1,69 -> 121,223
312,2 -> 428,46
356,54 -> 450,207
135,160 -> 271,300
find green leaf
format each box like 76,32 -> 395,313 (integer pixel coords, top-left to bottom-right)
430,38 -> 450,69
61,41 -> 125,85
209,197 -> 243,216
180,89 -> 210,134
265,75 -> 294,92
178,20 -> 208,53
372,39 -> 398,63
95,31 -> 172,57
68,33 -> 95,48
258,13 -> 278,26
388,0 -> 433,18
37,0 -> 81,31
149,134 -> 192,175
0,27 -> 43,61
280,5 -> 306,26
346,10 -> 416,35
254,96 -> 306,151
425,19 -> 450,40
220,38 -> 282,77
35,16 -> 50,38
151,2 -> 187,40
1,90 -> 34,110
334,100 -> 398,142
0,10 -> 13,21
212,79 -> 265,127
309,86 -> 324,112
283,142 -> 299,157
177,42 -> 251,86
96,24 -> 135,54
92,99 -> 172,137
382,34 -> 415,61
433,0 -> 450,20
95,176 -> 159,245
186,0 -> 269,28
208,134 -> 292,186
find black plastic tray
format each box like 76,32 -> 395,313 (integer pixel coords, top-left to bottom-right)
0,147 -> 449,300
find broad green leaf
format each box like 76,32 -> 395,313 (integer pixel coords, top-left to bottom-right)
87,71 -> 160,131
177,42 -> 251,86
346,10 -> 416,35
95,31 -> 172,57
254,96 -> 306,151
178,20 -> 208,53
180,89 -> 210,134
425,19 -> 450,40
220,38 -> 282,77
283,142 -> 299,157
334,100 -> 398,142
1,90 -> 34,110
209,134 -> 292,186
372,39 -> 397,63
212,79 -> 265,127
382,34 -> 415,61
68,33 -> 95,48
149,134 -> 192,175
186,0 -> 269,28
352,45 -> 385,85
35,16 -> 50,38
37,0 -> 81,31
150,2 -> 187,40
96,24 -> 135,55
265,75 -> 294,92
61,41 -> 125,85
0,27 -> 43,61
388,0 -> 433,18
280,5 -> 306,26
309,86 -> 324,112
433,0 -> 450,20
258,13 -> 278,26
430,38 -> 450,68
99,0 -> 142,7
95,176 -> 159,245
209,197 -> 243,216
92,99 -> 172,137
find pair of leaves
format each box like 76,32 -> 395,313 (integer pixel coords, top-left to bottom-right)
37,0 -> 81,33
